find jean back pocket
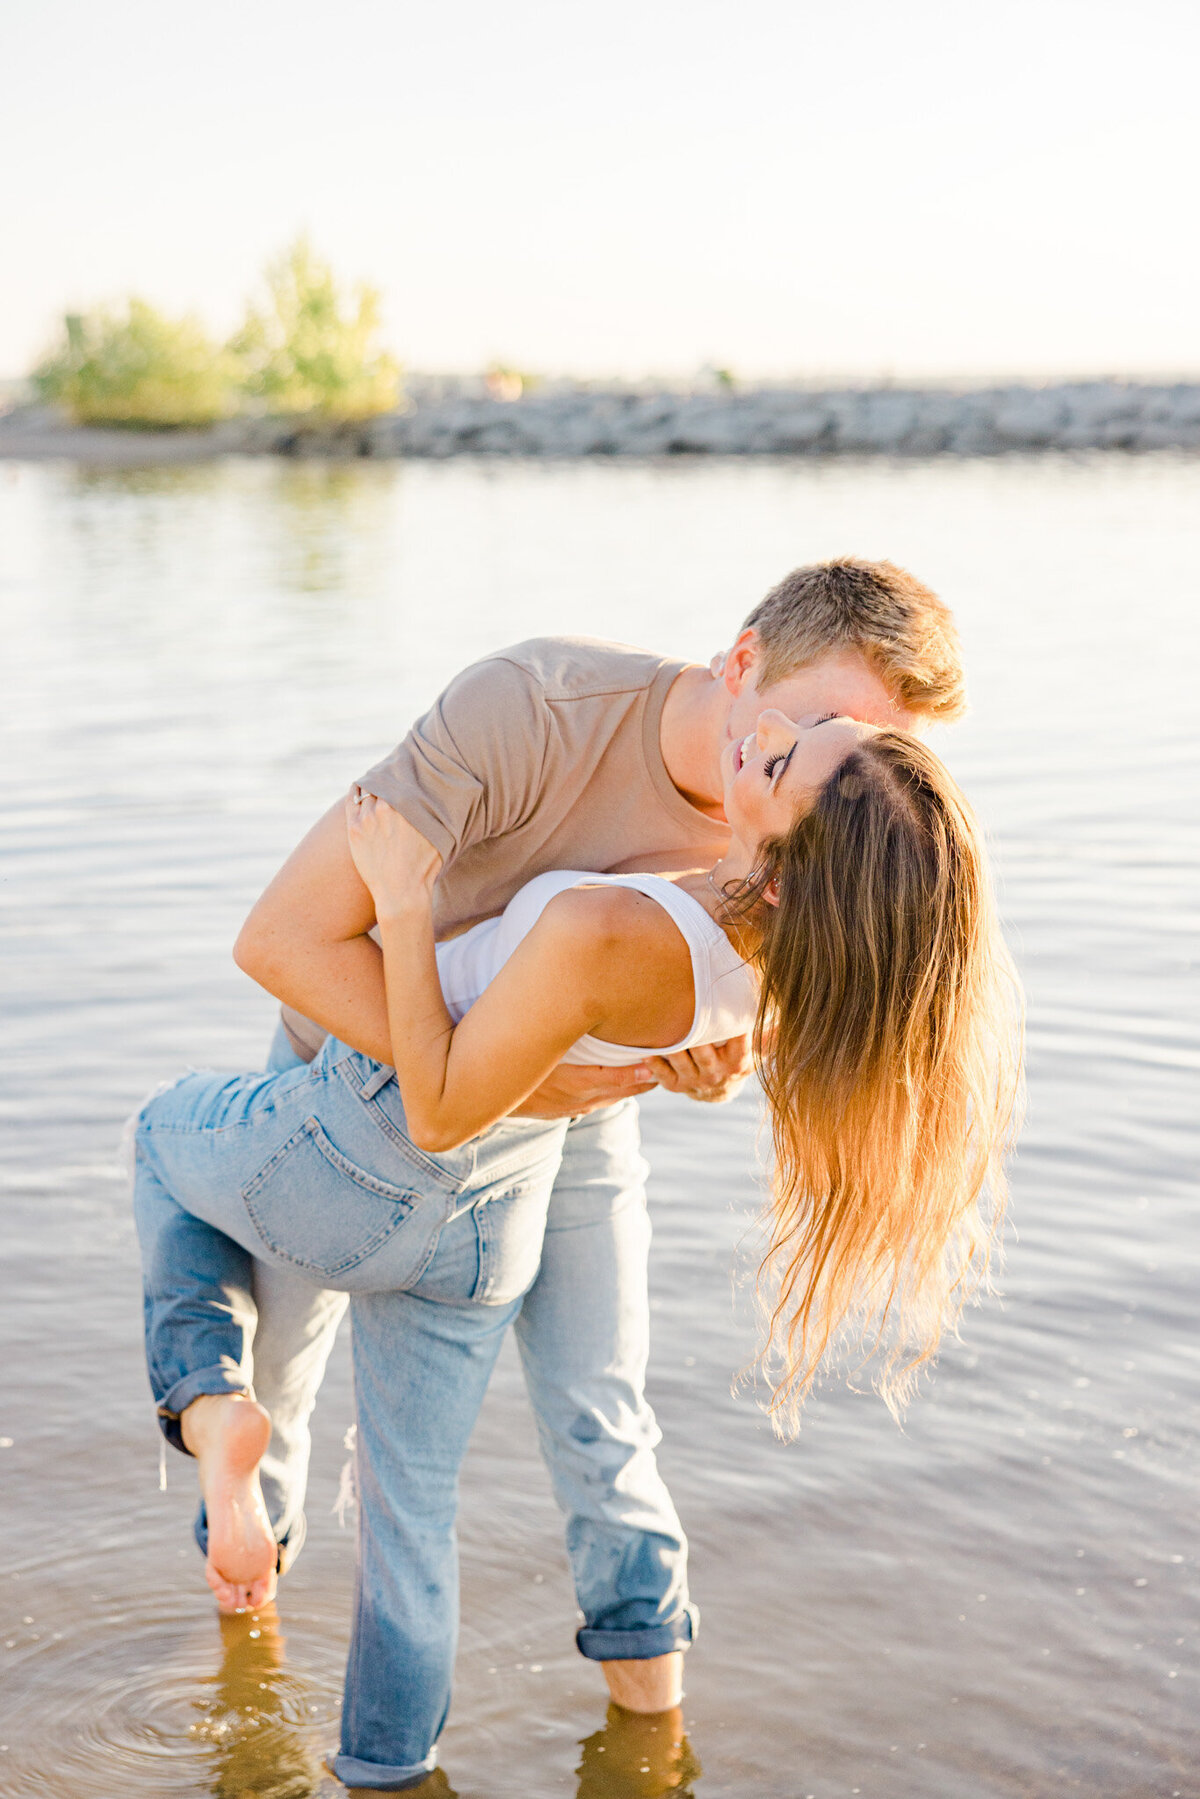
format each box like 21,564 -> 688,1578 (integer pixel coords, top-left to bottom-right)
243,1116 -> 434,1286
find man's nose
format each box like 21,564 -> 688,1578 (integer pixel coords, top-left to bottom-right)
755,708 -> 793,748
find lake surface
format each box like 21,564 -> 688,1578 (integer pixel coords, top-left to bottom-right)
1,452 -> 1197,1799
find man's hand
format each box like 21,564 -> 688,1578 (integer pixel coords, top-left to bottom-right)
510,1033 -> 753,1119
644,1034 -> 753,1104
510,1061 -> 660,1120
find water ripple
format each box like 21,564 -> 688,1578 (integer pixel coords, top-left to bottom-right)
0,1604 -> 340,1799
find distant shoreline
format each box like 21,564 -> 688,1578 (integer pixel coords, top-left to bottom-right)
3,380 -> 1199,464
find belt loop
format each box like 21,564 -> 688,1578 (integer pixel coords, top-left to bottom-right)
360,1064 -> 396,1100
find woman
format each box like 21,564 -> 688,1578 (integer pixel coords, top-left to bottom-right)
132,709 -> 1021,1788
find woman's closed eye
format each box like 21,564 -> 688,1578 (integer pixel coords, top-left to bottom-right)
763,746 -> 795,782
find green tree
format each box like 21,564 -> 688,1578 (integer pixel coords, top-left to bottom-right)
33,301 -> 239,426
232,239 -> 401,419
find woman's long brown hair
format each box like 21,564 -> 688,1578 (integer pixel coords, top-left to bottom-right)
726,731 -> 1023,1430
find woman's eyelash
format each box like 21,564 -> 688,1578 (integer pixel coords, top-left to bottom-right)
763,752 -> 785,777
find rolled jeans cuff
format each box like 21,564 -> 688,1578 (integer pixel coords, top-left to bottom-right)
155,1365 -> 254,1453
576,1604 -> 698,1662
328,1749 -> 438,1789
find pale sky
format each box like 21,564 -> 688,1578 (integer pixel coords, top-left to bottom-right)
3,0 -> 1197,381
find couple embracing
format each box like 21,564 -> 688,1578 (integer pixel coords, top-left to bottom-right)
130,556 -> 1021,1789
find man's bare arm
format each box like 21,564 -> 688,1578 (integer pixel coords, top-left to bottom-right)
234,800 -> 393,1063
509,1061 -> 661,1118
516,1035 -> 752,1118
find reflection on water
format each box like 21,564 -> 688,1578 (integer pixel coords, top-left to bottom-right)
51,457 -> 399,619
1,453 -> 1198,1798
576,1707 -> 701,1799
262,461 -> 401,595
193,1609 -> 321,1799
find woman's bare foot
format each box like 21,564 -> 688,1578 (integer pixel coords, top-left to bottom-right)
180,1394 -> 278,1613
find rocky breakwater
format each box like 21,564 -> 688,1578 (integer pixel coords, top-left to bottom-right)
369,380 -> 1200,457
3,381 -> 1200,462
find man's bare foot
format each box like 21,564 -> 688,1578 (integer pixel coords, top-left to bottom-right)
180,1394 -> 278,1613
602,1650 -> 683,1713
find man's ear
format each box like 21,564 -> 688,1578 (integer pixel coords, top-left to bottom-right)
717,628 -> 759,697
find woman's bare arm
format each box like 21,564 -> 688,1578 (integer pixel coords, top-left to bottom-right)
233,800 -> 393,1062
233,798 -> 662,1112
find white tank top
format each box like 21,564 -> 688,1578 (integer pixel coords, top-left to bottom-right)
434,870 -> 759,1064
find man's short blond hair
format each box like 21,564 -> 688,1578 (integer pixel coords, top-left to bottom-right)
743,557 -> 967,724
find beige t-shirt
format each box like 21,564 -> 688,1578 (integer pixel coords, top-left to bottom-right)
281,636 -> 731,1058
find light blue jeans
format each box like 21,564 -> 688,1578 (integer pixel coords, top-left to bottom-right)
133,1031 -> 694,1788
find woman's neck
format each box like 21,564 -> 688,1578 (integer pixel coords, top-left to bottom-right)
670,861 -> 762,958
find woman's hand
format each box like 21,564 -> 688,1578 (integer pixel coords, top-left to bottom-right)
344,788 -> 443,920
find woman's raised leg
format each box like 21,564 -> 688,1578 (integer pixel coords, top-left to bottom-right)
131,1044 -> 462,1609
133,1150 -> 278,1608
133,1023 -> 350,1581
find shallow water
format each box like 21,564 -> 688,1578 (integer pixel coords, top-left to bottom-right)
1,453 -> 1197,1798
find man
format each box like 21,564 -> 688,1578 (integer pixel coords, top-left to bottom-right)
174,557 -> 964,1782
